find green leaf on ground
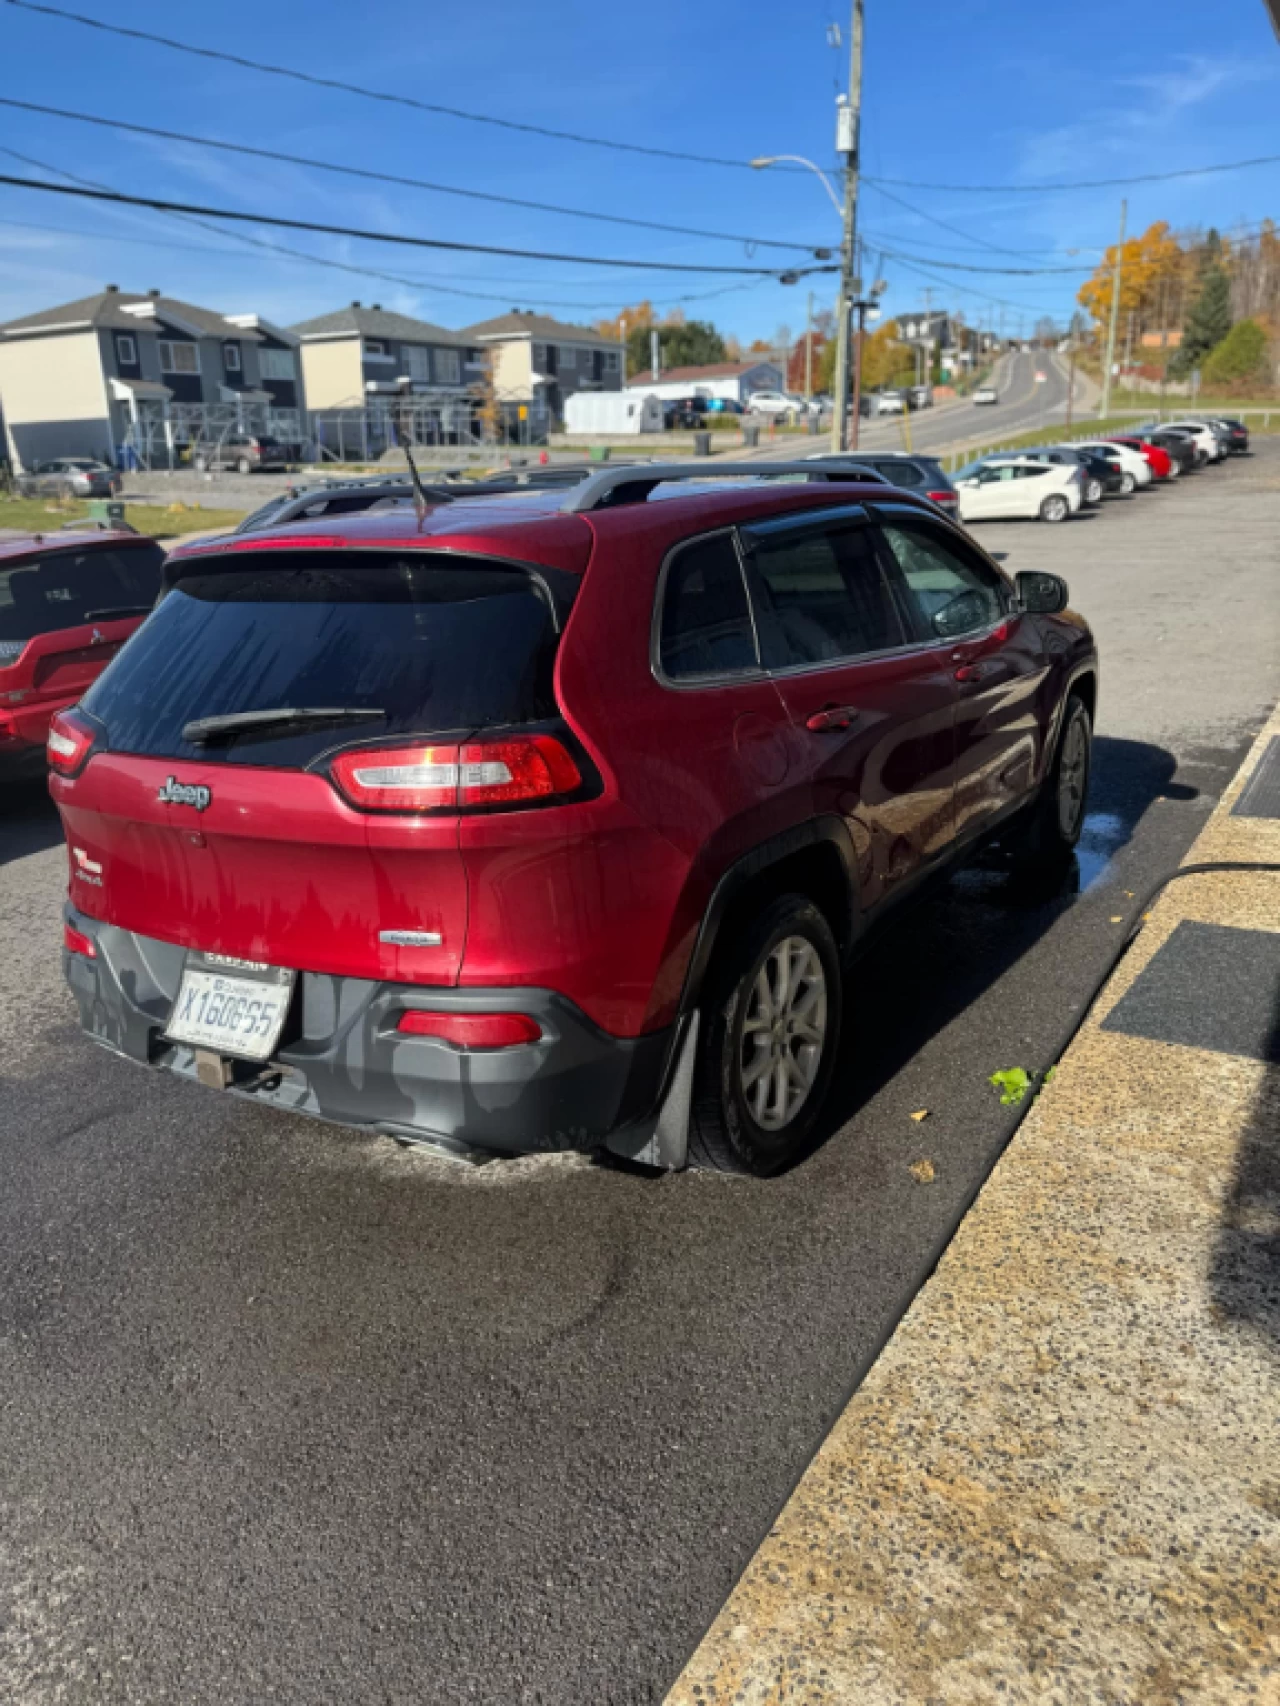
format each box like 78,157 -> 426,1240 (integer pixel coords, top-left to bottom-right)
990,1068 -> 1034,1106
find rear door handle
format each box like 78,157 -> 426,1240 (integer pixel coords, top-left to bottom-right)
805,704 -> 859,732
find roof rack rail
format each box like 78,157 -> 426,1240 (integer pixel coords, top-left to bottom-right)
559,460 -> 890,514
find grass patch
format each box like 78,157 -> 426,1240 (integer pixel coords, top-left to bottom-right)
0,497 -> 247,538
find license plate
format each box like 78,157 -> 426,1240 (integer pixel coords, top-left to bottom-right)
165,952 -> 296,1063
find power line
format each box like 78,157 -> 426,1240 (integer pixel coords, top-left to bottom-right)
871,241 -> 1090,277
3,0 -> 785,175
882,250 -> 1072,317
866,180 -> 1101,259
0,173 -> 836,276
0,96 -> 828,256
864,155 -> 1280,194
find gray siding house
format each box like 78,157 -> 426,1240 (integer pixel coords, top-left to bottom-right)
292,303 -> 483,456
460,311 -> 623,430
0,287 -> 305,470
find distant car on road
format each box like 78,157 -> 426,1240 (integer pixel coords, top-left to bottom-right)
908,385 -> 934,410
191,433 -> 293,474
972,386 -> 999,405
861,390 -> 905,416
15,458 -> 120,499
953,456 -> 1084,523
746,390 -> 816,417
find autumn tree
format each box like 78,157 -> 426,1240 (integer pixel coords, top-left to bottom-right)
1077,220 -> 1183,340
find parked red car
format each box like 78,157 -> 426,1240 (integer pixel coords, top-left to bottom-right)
0,530 -> 165,779
1100,435 -> 1173,480
51,465 -> 1097,1175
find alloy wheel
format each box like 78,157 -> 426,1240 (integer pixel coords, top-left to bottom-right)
738,936 -> 828,1132
1057,713 -> 1089,839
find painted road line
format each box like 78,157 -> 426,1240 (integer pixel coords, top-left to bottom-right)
666,701 -> 1280,1704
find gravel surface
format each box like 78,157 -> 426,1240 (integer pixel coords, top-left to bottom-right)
1,442 -> 1277,1705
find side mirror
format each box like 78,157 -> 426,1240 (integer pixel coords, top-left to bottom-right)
932,589 -> 988,638
1016,571 -> 1069,614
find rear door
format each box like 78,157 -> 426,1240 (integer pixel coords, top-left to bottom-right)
738,506 -> 956,914
62,549 -> 568,987
873,509 -> 1048,842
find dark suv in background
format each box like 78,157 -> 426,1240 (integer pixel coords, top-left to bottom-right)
52,463 -> 1096,1177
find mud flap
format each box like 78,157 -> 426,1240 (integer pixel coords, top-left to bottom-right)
605,1010 -> 699,1171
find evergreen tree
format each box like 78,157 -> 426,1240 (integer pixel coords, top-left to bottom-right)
1201,318 -> 1271,391
1171,231 -> 1233,376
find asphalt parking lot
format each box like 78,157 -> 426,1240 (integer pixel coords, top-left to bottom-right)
2,443 -> 1278,1705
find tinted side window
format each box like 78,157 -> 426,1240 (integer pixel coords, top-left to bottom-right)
659,533 -> 758,681
0,545 -> 164,643
873,460 -> 923,487
877,520 -> 1008,638
743,521 -> 905,668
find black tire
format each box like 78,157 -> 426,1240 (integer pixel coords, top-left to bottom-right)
1008,694 -> 1092,875
1040,493 -> 1070,523
687,893 -> 842,1177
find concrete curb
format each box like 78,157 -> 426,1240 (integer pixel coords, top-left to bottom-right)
666,706 -> 1280,1703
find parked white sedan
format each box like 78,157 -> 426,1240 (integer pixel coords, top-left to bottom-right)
1075,438 -> 1152,492
954,456 -> 1084,524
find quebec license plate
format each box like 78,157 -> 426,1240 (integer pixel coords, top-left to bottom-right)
165,952 -> 296,1063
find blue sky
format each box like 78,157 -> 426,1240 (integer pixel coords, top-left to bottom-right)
1,0 -> 1278,343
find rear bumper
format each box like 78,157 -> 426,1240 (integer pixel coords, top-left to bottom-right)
62,908 -> 673,1160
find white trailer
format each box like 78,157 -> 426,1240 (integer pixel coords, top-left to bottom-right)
563,392 -> 665,435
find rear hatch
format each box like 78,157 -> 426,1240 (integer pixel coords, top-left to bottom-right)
59,545 -> 573,986
0,538 -> 164,748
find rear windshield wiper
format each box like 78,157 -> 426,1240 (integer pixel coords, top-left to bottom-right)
83,605 -> 154,621
182,706 -> 386,744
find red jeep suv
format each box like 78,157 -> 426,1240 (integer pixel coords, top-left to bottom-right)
51,464 -> 1097,1175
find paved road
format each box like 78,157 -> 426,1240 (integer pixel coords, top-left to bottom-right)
843,348 -> 1083,459
2,445 -> 1277,1704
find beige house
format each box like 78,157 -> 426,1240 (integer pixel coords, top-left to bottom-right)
460,311 -> 623,428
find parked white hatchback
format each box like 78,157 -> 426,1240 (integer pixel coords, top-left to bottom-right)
1075,438 -> 1152,492
953,456 -> 1084,524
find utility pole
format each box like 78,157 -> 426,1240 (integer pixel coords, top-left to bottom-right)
1099,199 -> 1127,418
830,0 -> 864,452
650,328 -> 661,383
804,291 -> 814,400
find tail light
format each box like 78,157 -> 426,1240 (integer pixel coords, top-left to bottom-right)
330,734 -> 582,814
397,1011 -> 541,1048
927,490 -> 956,505
63,922 -> 97,959
47,707 -> 98,777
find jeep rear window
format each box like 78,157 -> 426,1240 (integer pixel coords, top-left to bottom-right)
81,551 -> 565,768
0,544 -> 164,645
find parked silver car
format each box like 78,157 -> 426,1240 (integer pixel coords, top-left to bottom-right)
14,457 -> 120,498
191,433 -> 293,474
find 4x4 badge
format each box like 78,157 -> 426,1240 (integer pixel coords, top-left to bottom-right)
158,776 -> 211,812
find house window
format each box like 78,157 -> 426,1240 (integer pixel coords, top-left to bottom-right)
434,348 -> 461,385
364,339 -> 390,359
604,350 -> 620,373
404,345 -> 431,383
532,343 -> 547,370
259,348 -> 296,381
158,339 -> 200,375
115,333 -> 137,367
223,343 -> 242,373
559,346 -> 576,370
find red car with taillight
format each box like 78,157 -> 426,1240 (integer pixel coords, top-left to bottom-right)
52,464 -> 1098,1175
0,529 -> 165,779
1099,435 -> 1173,480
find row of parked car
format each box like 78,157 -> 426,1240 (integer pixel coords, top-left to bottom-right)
806,414 -> 1249,525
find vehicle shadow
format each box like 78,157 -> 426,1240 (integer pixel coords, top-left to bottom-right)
0,776 -> 63,865
1210,995 -> 1280,1354
815,733 -> 1191,1138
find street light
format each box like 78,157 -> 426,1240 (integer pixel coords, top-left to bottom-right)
749,155 -> 844,222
